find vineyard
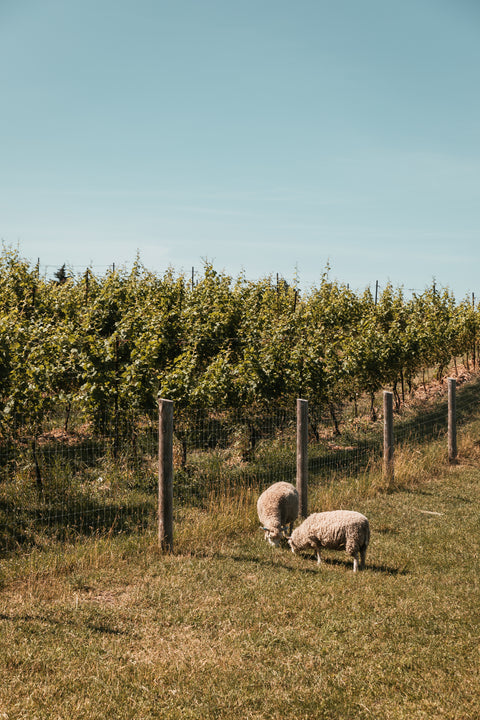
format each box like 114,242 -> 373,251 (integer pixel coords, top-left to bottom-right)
0,246 -> 478,428
1,246 -> 479,552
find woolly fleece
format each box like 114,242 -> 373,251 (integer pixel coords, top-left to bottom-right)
288,510 -> 370,572
257,481 -> 299,546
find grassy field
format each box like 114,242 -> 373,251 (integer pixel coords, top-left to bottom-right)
1,422 -> 479,719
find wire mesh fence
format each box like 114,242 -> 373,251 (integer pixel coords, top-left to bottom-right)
0,412 -> 158,554
172,406 -> 298,503
1,375 -> 480,556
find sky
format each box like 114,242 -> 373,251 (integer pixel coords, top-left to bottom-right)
1,0 -> 479,298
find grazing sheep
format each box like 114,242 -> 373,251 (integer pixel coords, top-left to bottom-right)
287,510 -> 370,572
257,481 -> 299,547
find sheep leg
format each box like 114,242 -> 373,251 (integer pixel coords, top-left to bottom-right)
352,552 -> 360,573
310,539 -> 322,566
359,547 -> 367,570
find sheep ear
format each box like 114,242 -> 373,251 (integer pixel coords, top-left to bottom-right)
259,526 -> 269,532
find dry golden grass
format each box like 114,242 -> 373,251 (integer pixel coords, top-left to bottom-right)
2,417 -> 480,718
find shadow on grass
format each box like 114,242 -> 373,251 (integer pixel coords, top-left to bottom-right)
0,495 -> 155,558
0,612 -> 128,635
228,550 -> 406,576
291,552 -> 407,575
229,552 -> 321,574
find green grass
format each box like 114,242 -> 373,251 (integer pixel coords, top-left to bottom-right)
1,425 -> 480,719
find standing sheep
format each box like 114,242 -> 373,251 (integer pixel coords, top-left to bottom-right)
257,481 -> 299,547
287,510 -> 370,572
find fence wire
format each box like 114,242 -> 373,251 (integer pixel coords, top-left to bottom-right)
1,377 -> 480,555
0,413 -> 158,554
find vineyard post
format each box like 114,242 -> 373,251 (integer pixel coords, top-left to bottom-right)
158,397 -> 174,551
383,391 -> 394,482
448,378 -> 457,464
296,398 -> 308,518
473,293 -> 476,371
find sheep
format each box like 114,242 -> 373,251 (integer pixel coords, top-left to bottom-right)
257,481 -> 299,547
287,510 -> 370,572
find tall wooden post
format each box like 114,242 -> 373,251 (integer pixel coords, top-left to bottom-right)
158,397 -> 174,551
296,399 -> 308,519
448,378 -> 457,464
472,293 -> 476,371
383,391 -> 394,482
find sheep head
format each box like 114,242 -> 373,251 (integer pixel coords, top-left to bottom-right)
260,525 -> 282,547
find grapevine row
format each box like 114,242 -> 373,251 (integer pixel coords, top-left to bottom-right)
0,246 -> 477,434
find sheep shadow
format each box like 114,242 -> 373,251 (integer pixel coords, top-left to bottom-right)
229,548 -> 406,576
367,563 -> 408,575
279,550 -> 407,575
229,552 -> 321,574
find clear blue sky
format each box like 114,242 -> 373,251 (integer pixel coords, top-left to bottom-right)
1,0 -> 479,298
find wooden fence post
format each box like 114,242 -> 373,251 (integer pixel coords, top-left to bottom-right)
296,398 -> 308,519
158,397 -> 174,551
448,377 -> 457,464
383,391 -> 394,482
